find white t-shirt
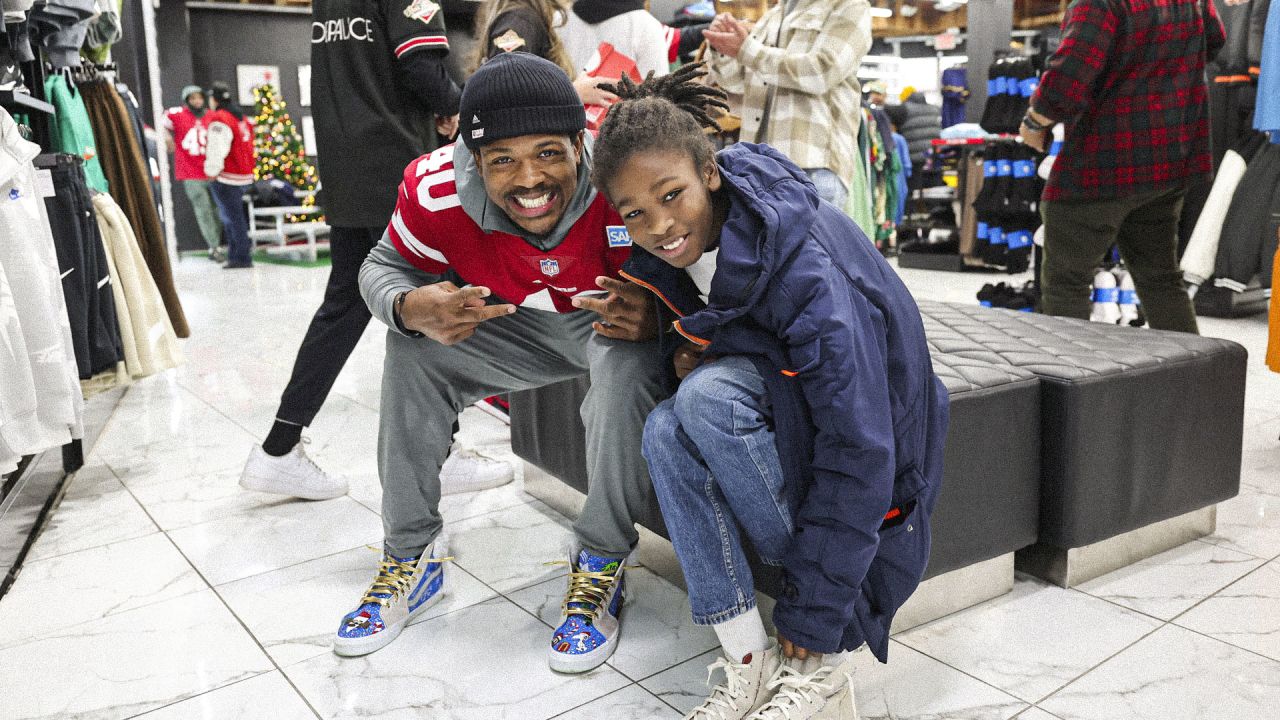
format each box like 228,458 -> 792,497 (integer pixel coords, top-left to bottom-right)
686,249 -> 719,302
559,10 -> 670,80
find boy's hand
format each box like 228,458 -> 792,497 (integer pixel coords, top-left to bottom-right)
673,341 -> 706,379
401,282 -> 516,345
571,277 -> 658,342
779,634 -> 822,662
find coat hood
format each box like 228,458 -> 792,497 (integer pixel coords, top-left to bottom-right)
572,0 -> 645,24
677,143 -> 822,339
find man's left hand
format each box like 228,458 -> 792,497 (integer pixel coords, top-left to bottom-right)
1019,124 -> 1048,152
571,276 -> 658,341
703,15 -> 749,59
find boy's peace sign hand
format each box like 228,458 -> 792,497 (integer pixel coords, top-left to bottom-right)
401,282 -> 516,346
571,276 -> 658,342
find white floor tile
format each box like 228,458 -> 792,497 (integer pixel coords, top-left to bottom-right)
0,533 -> 204,650
0,589 -> 273,720
550,684 -> 678,719
167,497 -> 383,585
1203,490 -> 1280,560
447,500 -> 575,593
283,597 -> 629,719
1038,624 -> 1280,720
1015,709 -> 1064,720
1175,559 -> 1280,662
1074,540 -> 1265,620
27,467 -> 158,562
217,545 -> 498,667
895,577 -> 1162,703
117,462 -> 300,532
133,671 -> 316,720
507,566 -> 719,681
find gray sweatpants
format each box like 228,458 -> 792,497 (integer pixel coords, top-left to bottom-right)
377,307 -> 666,559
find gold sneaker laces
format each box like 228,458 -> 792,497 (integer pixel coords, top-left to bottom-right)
361,547 -> 454,607
545,559 -> 631,618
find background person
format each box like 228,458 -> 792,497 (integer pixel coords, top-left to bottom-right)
203,82 -> 256,270
702,0 -> 872,208
1020,0 -> 1225,334
163,85 -> 223,262
559,0 -> 671,80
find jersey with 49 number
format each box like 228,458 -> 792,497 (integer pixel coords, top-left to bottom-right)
388,144 -> 634,313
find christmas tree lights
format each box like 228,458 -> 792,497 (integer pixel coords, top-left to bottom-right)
252,84 -> 322,222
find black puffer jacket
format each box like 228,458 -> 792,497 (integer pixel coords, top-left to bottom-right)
898,93 -> 942,166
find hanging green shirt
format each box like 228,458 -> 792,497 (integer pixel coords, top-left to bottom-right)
44,75 -> 110,193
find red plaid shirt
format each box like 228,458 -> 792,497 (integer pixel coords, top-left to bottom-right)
1032,0 -> 1226,201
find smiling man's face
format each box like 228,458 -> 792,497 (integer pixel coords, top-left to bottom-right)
474,132 -> 584,236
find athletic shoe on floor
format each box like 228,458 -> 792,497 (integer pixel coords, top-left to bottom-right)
473,395 -> 511,424
240,440 -> 348,500
547,547 -> 628,673
439,442 -> 513,495
685,641 -> 783,719
748,654 -> 859,720
333,541 -> 449,656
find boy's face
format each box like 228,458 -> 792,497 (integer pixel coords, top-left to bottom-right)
608,150 -> 721,269
474,132 -> 584,236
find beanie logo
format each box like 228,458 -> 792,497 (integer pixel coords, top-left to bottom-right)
403,0 -> 440,25
606,226 -> 632,247
471,128 -> 485,140
472,115 -> 481,124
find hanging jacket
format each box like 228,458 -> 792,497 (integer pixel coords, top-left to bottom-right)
1215,143 -> 1280,285
1255,0 -> 1280,137
898,93 -> 941,167
44,74 -> 109,192
1181,147 -> 1249,285
621,143 -> 949,661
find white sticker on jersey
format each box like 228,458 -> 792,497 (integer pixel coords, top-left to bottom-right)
606,226 -> 632,247
403,0 -> 440,25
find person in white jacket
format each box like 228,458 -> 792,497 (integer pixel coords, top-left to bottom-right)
203,82 -> 257,269
558,0 -> 670,79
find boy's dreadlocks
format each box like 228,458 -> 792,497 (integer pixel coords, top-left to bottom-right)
592,63 -> 731,194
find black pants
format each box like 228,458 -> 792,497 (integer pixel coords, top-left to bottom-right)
45,156 -> 123,378
275,226 -> 381,426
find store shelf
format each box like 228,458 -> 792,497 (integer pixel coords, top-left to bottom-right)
0,90 -> 54,116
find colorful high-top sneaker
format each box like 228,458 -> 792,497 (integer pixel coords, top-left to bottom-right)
547,547 -> 628,673
333,541 -> 448,657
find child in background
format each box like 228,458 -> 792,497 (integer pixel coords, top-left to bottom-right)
590,65 -> 949,720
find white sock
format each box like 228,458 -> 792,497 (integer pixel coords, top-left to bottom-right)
713,609 -> 769,664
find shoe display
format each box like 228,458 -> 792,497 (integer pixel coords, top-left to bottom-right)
240,440 -> 349,500
748,655 -> 859,720
333,541 -> 449,656
547,547 -> 628,673
685,641 -> 783,720
439,441 -> 514,495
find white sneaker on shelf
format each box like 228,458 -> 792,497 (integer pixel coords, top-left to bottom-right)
748,654 -> 859,720
439,442 -> 514,495
686,641 -> 783,719
240,439 -> 348,500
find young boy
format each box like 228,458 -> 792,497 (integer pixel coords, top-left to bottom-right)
590,65 -> 949,719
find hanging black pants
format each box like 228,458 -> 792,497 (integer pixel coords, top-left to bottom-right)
274,226 -> 381,427
44,156 -> 123,378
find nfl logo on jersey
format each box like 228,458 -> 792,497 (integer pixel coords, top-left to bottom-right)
606,226 -> 632,247
539,259 -> 560,277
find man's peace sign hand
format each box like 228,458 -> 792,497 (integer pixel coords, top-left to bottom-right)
570,276 -> 658,342
400,282 -> 517,345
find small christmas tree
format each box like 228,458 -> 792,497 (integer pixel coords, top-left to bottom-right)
252,83 -> 321,217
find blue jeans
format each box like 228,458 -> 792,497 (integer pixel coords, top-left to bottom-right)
642,356 -> 795,625
209,181 -> 252,264
805,168 -> 848,209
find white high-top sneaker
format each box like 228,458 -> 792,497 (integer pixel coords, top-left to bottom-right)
240,439 -> 348,500
685,641 -> 783,720
749,654 -> 860,720
439,442 -> 513,495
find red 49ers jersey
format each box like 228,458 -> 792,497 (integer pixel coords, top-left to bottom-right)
387,144 -> 634,313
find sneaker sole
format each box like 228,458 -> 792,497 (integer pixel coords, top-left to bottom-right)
439,471 -> 515,496
239,472 -> 348,501
472,399 -> 511,425
332,574 -> 446,657
547,630 -> 619,674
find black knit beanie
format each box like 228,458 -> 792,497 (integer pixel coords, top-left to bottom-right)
460,53 -> 586,150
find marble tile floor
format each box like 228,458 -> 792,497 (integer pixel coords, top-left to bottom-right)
0,258 -> 1277,719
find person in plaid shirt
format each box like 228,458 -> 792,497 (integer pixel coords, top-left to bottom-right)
1020,0 -> 1225,334
703,0 -> 872,208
